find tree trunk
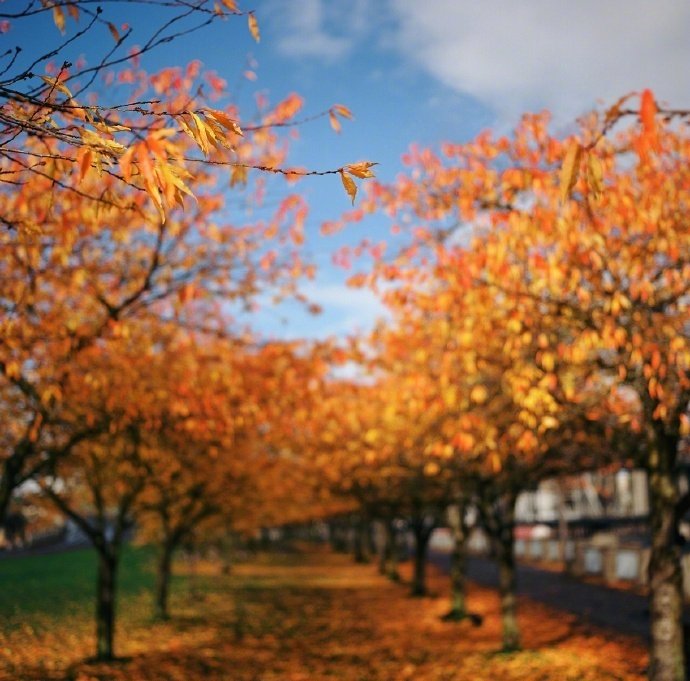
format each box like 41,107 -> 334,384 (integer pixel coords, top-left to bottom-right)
0,445 -> 26,523
155,542 -> 174,620
353,516 -> 370,564
411,522 -> 431,597
377,520 -> 389,575
96,549 -> 118,661
382,519 -> 400,581
556,479 -> 569,565
647,432 -> 685,681
446,504 -> 468,619
492,493 -> 520,652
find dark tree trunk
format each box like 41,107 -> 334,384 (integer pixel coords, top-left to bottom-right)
96,549 -> 118,661
0,443 -> 28,523
155,542 -> 175,620
495,518 -> 520,651
377,520 -> 389,575
334,520 -> 348,553
353,515 -> 370,564
446,505 -> 468,619
380,518 -> 400,581
556,479 -> 569,565
411,521 -> 432,597
647,430 -> 685,681
481,487 -> 520,651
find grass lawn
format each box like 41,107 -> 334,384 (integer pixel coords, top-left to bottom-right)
0,546 -> 157,628
0,545 -> 648,681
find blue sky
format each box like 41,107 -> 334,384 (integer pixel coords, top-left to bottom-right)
11,0 -> 690,340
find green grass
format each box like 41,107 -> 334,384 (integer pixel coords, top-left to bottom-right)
0,545 -> 156,629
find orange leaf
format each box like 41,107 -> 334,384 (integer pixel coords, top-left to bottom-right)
248,12 -> 260,42
346,161 -> 378,179
108,22 -> 120,42
639,88 -> 659,155
77,148 -> 93,184
332,104 -> 353,120
329,111 -> 341,134
559,141 -> 582,203
640,89 -> 656,134
340,171 -> 357,205
204,109 -> 243,136
52,6 -> 65,34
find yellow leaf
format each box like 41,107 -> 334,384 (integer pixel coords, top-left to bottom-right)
541,351 -> 556,372
346,161 -> 378,179
5,361 -> 21,380
203,109 -> 243,136
490,453 -> 502,473
77,148 -> 93,184
363,428 -> 379,445
329,111 -> 341,134
52,6 -> 65,34
176,114 -> 198,146
332,104 -> 353,120
540,415 -> 559,431
424,461 -> 440,477
40,75 -> 72,98
340,170 -> 357,205
586,153 -> 604,198
248,12 -> 260,42
470,384 -> 488,404
78,128 -> 125,156
221,0 -> 238,10
190,112 -> 210,154
559,141 -> 582,203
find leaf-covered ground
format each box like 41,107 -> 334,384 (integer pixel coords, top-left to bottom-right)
0,546 -> 647,680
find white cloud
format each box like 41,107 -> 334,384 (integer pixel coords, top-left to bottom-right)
265,0 -> 370,61
299,281 -> 389,338
388,0 -> 690,121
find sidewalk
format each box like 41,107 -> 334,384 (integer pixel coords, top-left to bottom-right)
430,551 -> 654,639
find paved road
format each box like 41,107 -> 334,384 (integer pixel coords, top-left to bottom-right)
430,551 -> 655,639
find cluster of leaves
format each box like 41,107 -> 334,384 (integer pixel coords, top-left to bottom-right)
307,92 -> 690,671
0,547 -> 647,680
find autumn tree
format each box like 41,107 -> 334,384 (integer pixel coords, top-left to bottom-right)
0,0 -> 375,530
36,322 -> 177,660
340,95 -> 690,678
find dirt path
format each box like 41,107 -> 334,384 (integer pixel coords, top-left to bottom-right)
2,547 -> 647,681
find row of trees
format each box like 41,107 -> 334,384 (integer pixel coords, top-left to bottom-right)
315,101 -> 690,681
3,5 -> 690,681
0,0 -> 356,662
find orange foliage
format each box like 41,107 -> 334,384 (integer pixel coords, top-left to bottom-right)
0,547 -> 646,681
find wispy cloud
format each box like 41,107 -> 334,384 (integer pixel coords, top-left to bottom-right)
265,0 -> 370,61
387,0 -> 690,121
299,282 -> 389,338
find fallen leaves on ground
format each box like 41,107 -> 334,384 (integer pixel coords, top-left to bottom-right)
0,546 -> 647,680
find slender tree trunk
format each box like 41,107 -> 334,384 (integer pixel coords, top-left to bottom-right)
353,515 -> 370,564
647,432 -> 685,681
556,479 -> 569,565
155,541 -> 175,620
411,522 -> 432,597
379,518 -> 400,582
0,446 -> 26,523
445,504 -> 468,619
366,520 -> 377,558
377,520 -> 389,575
484,490 -> 520,652
96,549 -> 118,661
